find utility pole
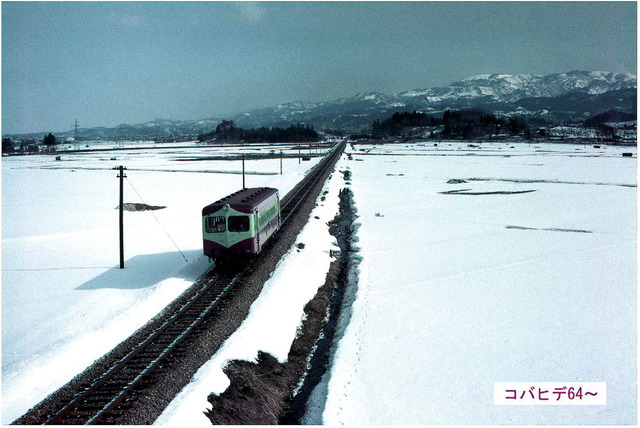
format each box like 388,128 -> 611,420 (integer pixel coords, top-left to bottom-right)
114,166 -> 127,269
280,150 -> 283,175
242,155 -> 246,189
74,119 -> 79,150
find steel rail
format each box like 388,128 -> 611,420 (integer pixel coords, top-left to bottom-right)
281,141 -> 345,224
85,271 -> 243,424
40,140 -> 345,425
44,270 -> 241,425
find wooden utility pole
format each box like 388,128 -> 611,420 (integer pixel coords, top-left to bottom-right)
114,166 -> 127,269
242,155 -> 246,189
280,150 -> 283,175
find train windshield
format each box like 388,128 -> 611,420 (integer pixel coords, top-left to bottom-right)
205,216 -> 226,233
228,215 -> 250,232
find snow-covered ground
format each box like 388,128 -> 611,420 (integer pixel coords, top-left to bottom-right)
2,141 -> 636,425
1,144 -> 325,424
309,142 -> 637,424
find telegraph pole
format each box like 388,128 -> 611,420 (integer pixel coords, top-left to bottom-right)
74,119 -> 79,150
242,155 -> 246,189
280,150 -> 283,175
114,166 -> 127,269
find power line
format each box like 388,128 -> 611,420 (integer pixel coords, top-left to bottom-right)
125,176 -> 189,263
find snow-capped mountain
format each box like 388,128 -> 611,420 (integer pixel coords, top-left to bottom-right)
401,71 -> 636,103
231,70 -> 636,130
6,71 -> 634,141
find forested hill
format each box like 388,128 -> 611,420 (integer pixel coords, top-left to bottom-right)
197,121 -> 320,143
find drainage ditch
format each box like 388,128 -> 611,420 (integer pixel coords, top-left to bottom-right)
281,186 -> 359,424
204,184 -> 360,425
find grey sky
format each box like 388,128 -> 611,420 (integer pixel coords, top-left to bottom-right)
2,1 -> 636,135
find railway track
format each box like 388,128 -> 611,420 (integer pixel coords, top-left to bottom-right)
36,141 -> 345,425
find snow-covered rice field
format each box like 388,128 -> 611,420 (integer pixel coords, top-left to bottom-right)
2,141 -> 636,425
310,141 -> 637,424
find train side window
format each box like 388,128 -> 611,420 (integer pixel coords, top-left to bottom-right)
206,216 -> 226,233
228,215 -> 250,232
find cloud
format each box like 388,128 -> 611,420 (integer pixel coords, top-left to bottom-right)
99,13 -> 146,29
119,14 -> 145,29
236,2 -> 266,23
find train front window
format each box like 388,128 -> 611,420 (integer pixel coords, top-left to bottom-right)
228,215 -> 250,232
205,216 -> 226,233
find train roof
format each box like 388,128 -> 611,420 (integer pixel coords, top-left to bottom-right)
202,187 -> 279,215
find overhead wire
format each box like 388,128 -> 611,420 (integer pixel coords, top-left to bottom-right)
125,176 -> 189,263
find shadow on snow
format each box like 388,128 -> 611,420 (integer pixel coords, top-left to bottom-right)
76,250 -> 205,290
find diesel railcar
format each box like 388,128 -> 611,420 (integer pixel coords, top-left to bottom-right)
202,187 -> 281,258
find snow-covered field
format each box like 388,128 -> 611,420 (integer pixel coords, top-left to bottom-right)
1,143 -> 324,423
2,141 -> 636,425
309,142 -> 637,424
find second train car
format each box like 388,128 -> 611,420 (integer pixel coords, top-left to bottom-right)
202,187 -> 281,259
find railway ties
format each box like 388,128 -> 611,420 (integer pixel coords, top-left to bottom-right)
281,141 -> 345,225
43,270 -> 244,425
33,141 -> 346,425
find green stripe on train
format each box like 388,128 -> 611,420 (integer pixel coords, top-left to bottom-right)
203,206 -> 255,248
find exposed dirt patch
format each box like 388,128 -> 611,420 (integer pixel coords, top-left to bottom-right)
117,203 -> 166,211
204,257 -> 342,424
506,225 -> 592,233
467,177 -> 636,188
439,189 -> 536,195
205,352 -> 292,424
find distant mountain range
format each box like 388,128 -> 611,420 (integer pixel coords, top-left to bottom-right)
6,71 -> 636,141
231,71 -> 636,131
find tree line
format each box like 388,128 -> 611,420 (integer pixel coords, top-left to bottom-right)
198,120 -> 320,143
371,110 -> 529,139
3,133 -> 57,154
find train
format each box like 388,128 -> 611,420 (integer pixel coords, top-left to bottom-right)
202,187 -> 281,259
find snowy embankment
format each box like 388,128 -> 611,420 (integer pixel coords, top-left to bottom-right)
154,153 -> 344,425
1,144 -> 324,424
307,142 -> 636,424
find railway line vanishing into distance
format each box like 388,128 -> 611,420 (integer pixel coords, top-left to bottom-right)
16,141 -> 346,425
